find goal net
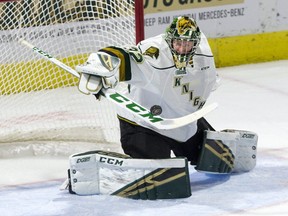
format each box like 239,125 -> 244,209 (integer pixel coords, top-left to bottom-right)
0,0 -> 143,149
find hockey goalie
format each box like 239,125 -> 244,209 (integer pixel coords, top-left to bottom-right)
60,16 -> 258,199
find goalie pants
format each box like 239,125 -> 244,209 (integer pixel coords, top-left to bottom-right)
119,117 -> 214,165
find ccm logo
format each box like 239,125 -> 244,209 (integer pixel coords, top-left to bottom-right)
76,157 -> 90,163
242,133 -> 255,139
99,156 -> 124,166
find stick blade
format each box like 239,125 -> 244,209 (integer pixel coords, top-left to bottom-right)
151,103 -> 218,130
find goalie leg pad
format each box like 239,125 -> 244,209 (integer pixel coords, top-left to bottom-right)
66,150 -> 191,200
196,130 -> 235,174
196,130 -> 258,174
221,129 -> 258,173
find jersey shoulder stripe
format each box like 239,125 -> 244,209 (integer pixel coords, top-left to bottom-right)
99,46 -> 131,81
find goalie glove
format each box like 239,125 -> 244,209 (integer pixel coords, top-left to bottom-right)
76,52 -> 120,99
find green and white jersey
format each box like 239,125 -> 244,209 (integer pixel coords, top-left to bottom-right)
99,33 -> 217,142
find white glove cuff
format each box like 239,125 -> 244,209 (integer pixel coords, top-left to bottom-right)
78,73 -> 102,95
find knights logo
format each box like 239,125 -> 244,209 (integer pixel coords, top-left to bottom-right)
177,17 -> 196,35
143,46 -> 159,59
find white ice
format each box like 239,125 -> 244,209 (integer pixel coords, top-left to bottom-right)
1,60 -> 288,216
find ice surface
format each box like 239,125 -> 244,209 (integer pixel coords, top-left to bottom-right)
1,60 -> 288,216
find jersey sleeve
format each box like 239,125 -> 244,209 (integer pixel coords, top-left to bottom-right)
98,46 -> 132,81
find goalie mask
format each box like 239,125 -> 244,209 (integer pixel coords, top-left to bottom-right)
165,16 -> 201,70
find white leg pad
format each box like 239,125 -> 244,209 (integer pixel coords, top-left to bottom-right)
64,150 -> 191,199
205,129 -> 258,173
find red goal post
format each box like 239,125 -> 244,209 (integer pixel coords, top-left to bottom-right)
0,0 -> 144,147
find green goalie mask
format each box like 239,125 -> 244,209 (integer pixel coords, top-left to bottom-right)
165,16 -> 201,70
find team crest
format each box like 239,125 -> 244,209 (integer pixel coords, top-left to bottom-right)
143,46 -> 159,59
177,17 -> 196,35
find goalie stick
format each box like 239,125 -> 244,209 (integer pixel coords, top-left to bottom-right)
19,39 -> 218,130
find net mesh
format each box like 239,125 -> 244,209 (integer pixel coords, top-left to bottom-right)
0,0 -> 137,144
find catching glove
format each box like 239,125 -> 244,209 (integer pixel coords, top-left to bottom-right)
76,52 -> 120,99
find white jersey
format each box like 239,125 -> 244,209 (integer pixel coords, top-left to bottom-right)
100,33 -> 217,142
